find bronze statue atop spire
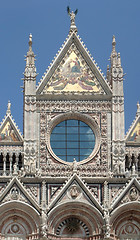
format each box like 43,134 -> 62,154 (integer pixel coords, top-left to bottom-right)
67,6 -> 78,33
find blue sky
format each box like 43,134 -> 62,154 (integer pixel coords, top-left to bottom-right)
0,0 -> 139,133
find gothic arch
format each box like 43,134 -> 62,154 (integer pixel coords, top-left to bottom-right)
110,202 -> 140,239
48,201 -> 104,238
0,201 -> 40,239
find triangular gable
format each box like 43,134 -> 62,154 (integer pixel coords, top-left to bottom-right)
0,177 -> 40,213
48,174 -> 103,213
0,114 -> 23,144
37,32 -> 112,97
125,114 -> 140,145
111,178 -> 140,210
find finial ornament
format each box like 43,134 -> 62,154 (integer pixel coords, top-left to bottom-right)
7,100 -> 11,115
67,6 -> 78,32
112,35 -> 116,52
24,33 -> 37,79
111,35 -> 117,66
28,33 -> 32,50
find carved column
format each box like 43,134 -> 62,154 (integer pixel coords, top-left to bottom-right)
41,181 -> 47,209
128,153 -> 132,168
9,153 -> 13,176
16,151 -> 19,170
40,181 -> 48,239
134,154 -> 138,171
104,181 -> 109,207
3,154 -> 6,176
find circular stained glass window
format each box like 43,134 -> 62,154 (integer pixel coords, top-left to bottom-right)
50,120 -> 95,162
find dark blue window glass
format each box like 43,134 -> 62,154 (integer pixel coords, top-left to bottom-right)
50,120 -> 95,162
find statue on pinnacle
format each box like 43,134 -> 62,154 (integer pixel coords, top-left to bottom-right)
67,6 -> 78,32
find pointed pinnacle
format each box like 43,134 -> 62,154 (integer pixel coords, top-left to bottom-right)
25,33 -> 35,63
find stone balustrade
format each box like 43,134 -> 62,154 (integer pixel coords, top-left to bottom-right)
0,152 -> 23,176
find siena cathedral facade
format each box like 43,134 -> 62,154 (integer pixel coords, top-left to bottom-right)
0,11 -> 139,240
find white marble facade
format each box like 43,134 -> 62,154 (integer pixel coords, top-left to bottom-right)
0,11 -> 139,240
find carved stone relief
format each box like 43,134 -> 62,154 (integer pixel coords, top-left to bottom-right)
37,100 -> 111,113
48,184 -> 62,202
67,184 -> 82,200
25,184 -> 40,203
120,187 -> 140,204
109,184 -> 124,204
2,187 -> 29,204
129,187 -> 139,201
11,187 -> 19,200
38,99 -> 110,175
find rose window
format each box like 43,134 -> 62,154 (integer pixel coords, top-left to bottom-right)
50,119 -> 95,162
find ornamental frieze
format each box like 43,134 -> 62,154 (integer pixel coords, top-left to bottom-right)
101,126 -> 107,137
40,113 -> 47,124
0,146 -> 23,152
41,164 -> 108,177
37,100 -> 111,113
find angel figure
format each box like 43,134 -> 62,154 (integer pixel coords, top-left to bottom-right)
67,6 -> 78,26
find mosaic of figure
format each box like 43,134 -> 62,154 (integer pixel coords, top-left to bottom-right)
45,52 -> 101,92
128,121 -> 140,142
0,121 -> 18,142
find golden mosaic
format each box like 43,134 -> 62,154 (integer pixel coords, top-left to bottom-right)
0,121 -> 19,142
128,120 -> 140,143
45,51 -> 102,93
